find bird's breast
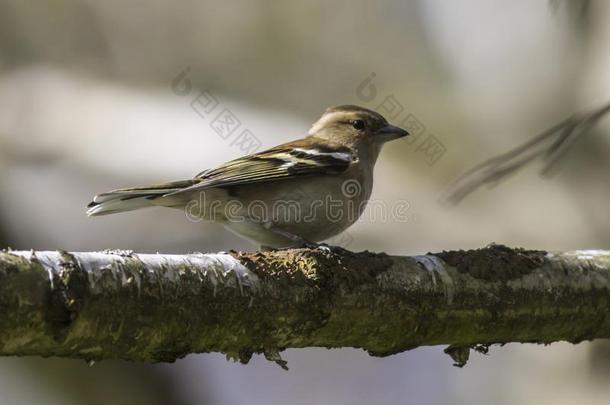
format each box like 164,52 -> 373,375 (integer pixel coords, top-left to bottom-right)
221,167 -> 373,242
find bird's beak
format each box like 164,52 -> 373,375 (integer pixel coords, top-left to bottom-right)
375,125 -> 410,142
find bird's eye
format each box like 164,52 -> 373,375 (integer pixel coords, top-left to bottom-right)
351,120 -> 365,130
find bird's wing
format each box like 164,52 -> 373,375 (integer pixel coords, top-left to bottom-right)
167,138 -> 354,195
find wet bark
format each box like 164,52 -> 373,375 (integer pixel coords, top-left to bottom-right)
0,244 -> 609,367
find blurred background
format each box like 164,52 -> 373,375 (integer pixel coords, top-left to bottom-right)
1,0 -> 610,403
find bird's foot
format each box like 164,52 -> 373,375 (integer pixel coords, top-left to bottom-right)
263,225 -> 351,255
260,241 -> 350,255
299,240 -> 350,255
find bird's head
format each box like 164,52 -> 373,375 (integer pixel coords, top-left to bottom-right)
308,105 -> 409,147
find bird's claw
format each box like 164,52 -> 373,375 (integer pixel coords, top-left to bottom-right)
300,241 -> 349,255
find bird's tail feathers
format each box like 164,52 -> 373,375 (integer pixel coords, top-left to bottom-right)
86,180 -> 198,216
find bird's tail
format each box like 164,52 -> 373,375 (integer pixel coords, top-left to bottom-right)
86,180 -> 198,216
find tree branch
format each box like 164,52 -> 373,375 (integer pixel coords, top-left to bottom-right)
1,244 -> 609,367
441,101 -> 610,204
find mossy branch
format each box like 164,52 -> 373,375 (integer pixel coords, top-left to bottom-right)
0,245 -> 609,368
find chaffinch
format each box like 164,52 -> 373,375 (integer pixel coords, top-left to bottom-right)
87,105 -> 409,249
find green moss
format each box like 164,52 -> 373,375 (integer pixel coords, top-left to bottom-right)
0,247 -> 609,367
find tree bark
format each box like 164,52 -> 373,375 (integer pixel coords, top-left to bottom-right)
0,244 -> 609,367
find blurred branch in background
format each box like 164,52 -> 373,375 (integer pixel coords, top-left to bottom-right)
442,101 -> 610,204
1,245 -> 609,369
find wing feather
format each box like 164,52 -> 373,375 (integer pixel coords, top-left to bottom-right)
168,138 -> 352,196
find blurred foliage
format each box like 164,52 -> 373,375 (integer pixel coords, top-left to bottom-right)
1,358 -> 193,405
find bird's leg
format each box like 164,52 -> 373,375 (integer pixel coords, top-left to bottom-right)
265,225 -> 317,248
266,224 -> 348,254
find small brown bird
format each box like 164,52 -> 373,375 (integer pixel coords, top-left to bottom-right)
87,105 -> 409,249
